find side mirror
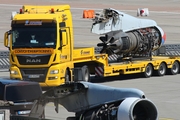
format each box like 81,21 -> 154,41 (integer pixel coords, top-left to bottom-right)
4,31 -> 10,47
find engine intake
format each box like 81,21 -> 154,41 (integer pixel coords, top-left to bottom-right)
117,97 -> 158,120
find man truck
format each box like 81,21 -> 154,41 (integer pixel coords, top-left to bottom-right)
4,5 -> 180,87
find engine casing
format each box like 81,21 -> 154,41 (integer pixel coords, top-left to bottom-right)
78,97 -> 158,120
117,97 -> 158,120
100,28 -> 162,56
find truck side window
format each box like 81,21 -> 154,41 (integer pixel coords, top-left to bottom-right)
59,28 -> 68,49
60,30 -> 62,47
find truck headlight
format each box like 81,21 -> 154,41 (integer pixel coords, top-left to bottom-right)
48,76 -> 58,80
10,70 -> 18,75
50,70 -> 59,74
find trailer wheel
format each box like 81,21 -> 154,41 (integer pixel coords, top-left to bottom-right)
144,64 -> 153,78
65,69 -> 71,83
155,62 -> 166,76
168,61 -> 179,75
82,65 -> 90,82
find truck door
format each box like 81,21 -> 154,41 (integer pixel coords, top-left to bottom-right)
59,28 -> 71,62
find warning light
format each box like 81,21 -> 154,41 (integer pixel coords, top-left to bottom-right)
19,9 -> 23,14
51,8 -> 54,13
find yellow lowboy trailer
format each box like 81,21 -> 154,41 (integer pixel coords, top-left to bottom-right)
100,56 -> 179,77
95,46 -> 180,77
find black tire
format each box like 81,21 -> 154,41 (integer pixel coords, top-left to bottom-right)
65,69 -> 71,83
155,62 -> 166,76
168,61 -> 179,75
143,64 -> 153,78
81,65 -> 90,82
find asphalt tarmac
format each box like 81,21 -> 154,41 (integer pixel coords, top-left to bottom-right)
0,0 -> 180,120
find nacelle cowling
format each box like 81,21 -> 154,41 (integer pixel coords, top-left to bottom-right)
29,82 -> 158,120
117,97 -> 158,120
80,97 -> 158,120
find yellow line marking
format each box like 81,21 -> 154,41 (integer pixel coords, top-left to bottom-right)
160,118 -> 174,120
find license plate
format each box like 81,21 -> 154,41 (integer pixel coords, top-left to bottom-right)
28,75 -> 40,78
17,110 -> 31,115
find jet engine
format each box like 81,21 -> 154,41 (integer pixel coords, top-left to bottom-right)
80,97 -> 158,120
29,82 -> 158,120
91,8 -> 166,58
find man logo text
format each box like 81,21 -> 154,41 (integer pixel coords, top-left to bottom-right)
26,59 -> 41,63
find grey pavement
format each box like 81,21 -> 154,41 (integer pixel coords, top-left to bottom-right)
0,0 -> 180,120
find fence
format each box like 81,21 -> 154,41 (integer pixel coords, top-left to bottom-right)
0,51 -> 9,71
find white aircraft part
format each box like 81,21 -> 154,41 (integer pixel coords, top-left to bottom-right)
91,8 -> 157,35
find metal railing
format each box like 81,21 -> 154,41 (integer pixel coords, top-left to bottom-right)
0,51 -> 9,71
157,44 -> 180,56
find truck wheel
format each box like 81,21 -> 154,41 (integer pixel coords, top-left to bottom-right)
168,61 -> 179,75
143,64 -> 153,78
65,69 -> 71,83
155,62 -> 166,76
82,65 -> 90,82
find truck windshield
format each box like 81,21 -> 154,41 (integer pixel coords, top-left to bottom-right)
11,26 -> 57,49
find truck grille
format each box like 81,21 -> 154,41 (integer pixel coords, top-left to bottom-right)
17,55 -> 50,65
20,68 -> 48,82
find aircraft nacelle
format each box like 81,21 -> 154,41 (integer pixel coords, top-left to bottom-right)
29,82 -> 158,120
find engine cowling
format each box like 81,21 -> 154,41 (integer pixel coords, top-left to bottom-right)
78,97 -> 158,120
117,97 -> 158,120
